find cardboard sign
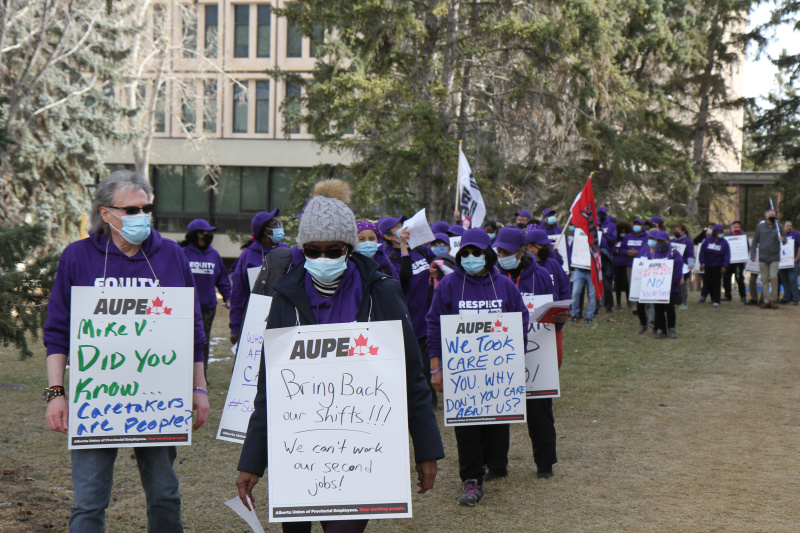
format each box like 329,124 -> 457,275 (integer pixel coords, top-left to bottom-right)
67,287 -> 194,449
779,239 -> 795,269
725,235 -> 749,264
570,229 -> 592,269
629,257 -> 646,301
404,209 -> 436,250
549,235 -> 569,274
449,236 -> 462,255
248,266 -> 261,291
694,244 -> 704,274
264,321 -> 412,522
670,242 -> 687,256
745,250 -> 760,274
639,259 -> 674,304
217,294 -> 273,443
440,312 -> 526,426
522,296 -> 560,399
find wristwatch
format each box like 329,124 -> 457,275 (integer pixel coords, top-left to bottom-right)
43,386 -> 65,402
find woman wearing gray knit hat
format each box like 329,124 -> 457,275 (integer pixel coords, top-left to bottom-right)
235,180 -> 444,533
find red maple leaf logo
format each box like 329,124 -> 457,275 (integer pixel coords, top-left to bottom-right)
152,297 -> 164,308
526,302 -> 534,309
163,307 -> 172,315
146,297 -> 170,316
354,334 -> 368,347
348,347 -> 355,356
494,320 -> 503,328
368,345 -> 379,355
350,334 -> 378,356
503,327 -> 508,332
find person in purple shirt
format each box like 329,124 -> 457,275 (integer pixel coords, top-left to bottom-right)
229,210 -> 290,344
613,222 -> 633,309
427,229 -> 529,507
356,220 -> 399,280
180,218 -> 232,378
515,209 -> 533,228
779,220 -> 800,304
698,224 -> 731,308
495,226 -> 552,296
482,219 -> 499,241
42,170 -> 209,531
722,220 -> 748,303
670,224 -> 695,309
540,208 -> 563,236
447,223 -> 466,237
621,218 -> 649,283
597,207 -> 617,313
641,231 -> 684,339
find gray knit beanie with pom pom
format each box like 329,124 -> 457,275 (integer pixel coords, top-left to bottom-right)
296,179 -> 358,248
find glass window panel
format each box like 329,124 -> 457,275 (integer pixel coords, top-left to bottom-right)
155,165 -> 183,212
184,166 -> 208,212
183,7 -> 197,57
203,80 -> 217,133
215,167 -> 241,213
286,20 -> 302,58
241,167 -> 268,211
234,5 -> 250,57
285,82 -> 301,134
233,83 -> 248,133
270,167 -> 299,210
152,5 -> 166,42
154,83 -> 166,133
204,5 -> 218,57
257,5 -> 271,57
310,23 -> 323,58
181,86 -> 196,132
255,81 -> 270,134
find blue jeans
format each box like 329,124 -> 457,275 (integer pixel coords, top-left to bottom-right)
570,269 -> 596,319
779,263 -> 799,302
70,446 -> 182,532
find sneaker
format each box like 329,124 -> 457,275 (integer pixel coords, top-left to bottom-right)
678,304 -> 688,310
614,305 -> 621,310
483,469 -> 508,482
746,299 -> 758,306
637,325 -> 648,335
712,302 -> 719,308
741,297 -> 747,303
760,302 -> 773,309
698,297 -> 706,303
457,479 -> 484,507
724,296 -> 732,301
652,331 -> 667,339
584,318 -> 593,324
537,465 -> 554,479
668,328 -> 678,339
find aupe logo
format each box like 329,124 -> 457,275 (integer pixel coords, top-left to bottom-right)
93,297 -> 172,316
289,333 -> 380,360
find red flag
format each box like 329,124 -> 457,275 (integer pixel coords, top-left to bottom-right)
570,176 -> 604,299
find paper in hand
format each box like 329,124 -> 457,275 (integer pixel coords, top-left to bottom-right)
404,209 -> 436,249
224,496 -> 265,533
530,300 -> 574,324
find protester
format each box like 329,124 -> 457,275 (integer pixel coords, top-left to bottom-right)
648,231 -> 684,338
597,207 -> 616,313
612,222 -> 633,309
540,208 -> 562,236
671,224 -> 695,309
751,209 -> 785,309
621,218 -> 649,293
42,170 -> 209,531
514,209 -> 532,228
778,220 -> 800,304
427,228 -> 528,506
229,210 -> 289,344
569,250 -> 597,324
356,220 -> 399,279
429,232 -> 456,288
698,224 -> 730,308
495,226 -> 552,297
447,223 -> 466,237
649,216 -> 666,231
482,219 -> 499,241
721,221 -> 748,303
236,180 -> 443,533
180,218 -> 232,379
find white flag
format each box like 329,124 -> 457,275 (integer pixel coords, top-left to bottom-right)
458,146 -> 486,229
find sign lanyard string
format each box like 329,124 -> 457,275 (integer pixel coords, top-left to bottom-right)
101,237 -> 163,294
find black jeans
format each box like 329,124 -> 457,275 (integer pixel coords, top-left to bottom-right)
723,263 -> 746,299
418,336 -> 437,406
455,424 -> 509,482
653,292 -> 678,333
614,265 -> 629,305
704,266 -> 723,304
525,398 -> 557,468
602,256 -> 614,310
637,302 -> 648,326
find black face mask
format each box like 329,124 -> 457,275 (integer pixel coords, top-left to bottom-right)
517,223 -> 527,229
190,232 -> 213,249
769,216 -> 777,223
536,247 -> 551,261
599,214 -> 607,222
674,232 -> 682,239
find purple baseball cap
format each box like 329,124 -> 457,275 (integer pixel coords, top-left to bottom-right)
460,228 -> 492,250
187,219 -> 216,232
597,206 -> 608,215
633,217 -> 644,225
432,232 -> 450,245
526,228 -> 551,245
712,224 -> 724,232
542,208 -> 557,218
493,226 -> 525,253
651,230 -> 669,241
649,215 -> 664,224
357,221 -> 380,236
377,216 -> 407,237
431,221 -> 450,234
514,209 -> 532,219
448,224 -> 465,236
251,209 -> 280,236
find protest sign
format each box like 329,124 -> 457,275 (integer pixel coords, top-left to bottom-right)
522,296 -> 560,399
629,257 -> 647,301
449,236 -> 462,255
694,244 -> 704,274
403,208 -> 436,249
217,295 -> 273,443
570,229 -> 592,269
549,235 -> 569,274
248,266 -> 261,291
639,259 -> 674,304
440,313 -> 526,426
670,242 -> 686,256
67,287 -> 194,449
745,249 -> 760,274
725,235 -> 749,264
264,321 -> 412,522
779,239 -> 795,269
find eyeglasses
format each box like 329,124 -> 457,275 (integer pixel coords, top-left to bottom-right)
106,203 -> 154,215
266,221 -> 283,229
303,246 -> 348,259
458,248 -> 484,258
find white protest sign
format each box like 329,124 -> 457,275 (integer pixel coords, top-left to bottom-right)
68,287 -> 194,449
779,239 -> 795,269
440,313 -> 526,426
403,209 -> 436,250
725,235 -> 749,264
629,257 -> 646,301
449,236 -> 462,255
670,242 -> 686,256
217,294 -> 273,443
522,295 -> 560,399
570,229 -> 592,269
265,321 -> 412,522
549,235 -> 569,274
694,244 -> 704,274
745,249 -> 760,274
248,266 -> 261,291
639,259 -> 674,304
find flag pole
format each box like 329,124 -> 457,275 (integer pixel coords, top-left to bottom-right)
455,141 -> 462,217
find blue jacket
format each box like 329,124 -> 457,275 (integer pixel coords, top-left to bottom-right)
181,243 -> 232,312
237,253 -> 444,476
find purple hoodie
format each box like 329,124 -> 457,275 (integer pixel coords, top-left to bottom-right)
304,261 -> 363,324
230,240 -> 290,334
670,235 -> 695,265
637,246 -> 685,292
181,243 -> 232,311
497,254 -> 553,296
382,243 -> 433,339
426,266 -> 529,360
43,231 -> 206,362
613,234 -> 628,266
620,231 -> 649,267
698,236 -> 731,269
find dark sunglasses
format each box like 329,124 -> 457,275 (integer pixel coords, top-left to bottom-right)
106,203 -> 154,215
458,248 -> 484,258
303,246 -> 348,260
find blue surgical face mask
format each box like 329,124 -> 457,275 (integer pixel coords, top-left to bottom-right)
498,254 -> 521,271
717,233 -> 725,239
633,225 -> 642,233
568,225 -> 575,233
460,255 -> 486,275
647,239 -> 657,248
656,241 -> 669,250
432,245 -> 449,256
487,232 -> 496,240
269,228 -> 285,244
110,211 -> 151,245
304,256 -> 348,284
547,216 -> 557,226
357,241 -> 379,258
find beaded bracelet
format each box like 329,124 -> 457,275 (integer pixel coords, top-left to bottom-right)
430,367 -> 442,375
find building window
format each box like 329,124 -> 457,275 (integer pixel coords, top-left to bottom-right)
181,86 -> 196,133
285,82 -> 301,134
255,81 -> 270,134
309,23 -> 323,58
233,83 -> 248,133
257,5 -> 271,58
286,19 -> 302,58
271,167 -> 299,209
234,5 -> 250,58
204,5 -> 219,58
154,82 -> 167,133
152,165 -> 209,233
182,6 -> 198,58
204,80 -> 217,133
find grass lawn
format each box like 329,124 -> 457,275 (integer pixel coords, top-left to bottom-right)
2,296 -> 799,532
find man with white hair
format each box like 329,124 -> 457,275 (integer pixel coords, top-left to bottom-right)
750,209 -> 786,309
